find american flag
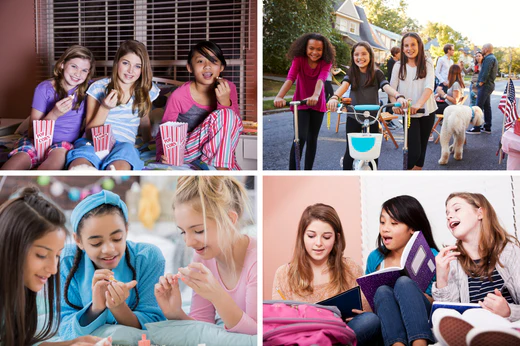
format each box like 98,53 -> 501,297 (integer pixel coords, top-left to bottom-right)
498,79 -> 519,130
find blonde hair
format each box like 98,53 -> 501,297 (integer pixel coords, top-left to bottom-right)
173,176 -> 251,275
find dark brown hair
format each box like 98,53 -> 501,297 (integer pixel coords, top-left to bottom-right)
287,33 -> 335,66
53,45 -> 96,110
106,40 -> 153,118
446,192 -> 519,280
399,32 -> 428,81
377,195 -> 439,255
349,41 -> 376,90
64,204 -> 139,311
0,187 -> 66,346
288,203 -> 356,296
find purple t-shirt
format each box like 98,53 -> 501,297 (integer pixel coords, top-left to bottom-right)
287,56 -> 332,112
31,80 -> 86,143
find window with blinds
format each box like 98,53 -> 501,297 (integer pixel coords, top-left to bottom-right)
35,0 -> 257,121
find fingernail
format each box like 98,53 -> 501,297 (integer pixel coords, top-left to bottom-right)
181,277 -> 185,281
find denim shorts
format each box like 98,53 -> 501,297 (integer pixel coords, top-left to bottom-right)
66,138 -> 144,170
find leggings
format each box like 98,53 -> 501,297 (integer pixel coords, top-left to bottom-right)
406,113 -> 435,169
343,116 -> 379,170
289,109 -> 324,170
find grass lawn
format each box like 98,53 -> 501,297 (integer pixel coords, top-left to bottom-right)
263,78 -> 295,97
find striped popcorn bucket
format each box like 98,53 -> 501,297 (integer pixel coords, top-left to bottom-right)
92,124 -> 116,160
160,122 -> 188,166
33,120 -> 55,162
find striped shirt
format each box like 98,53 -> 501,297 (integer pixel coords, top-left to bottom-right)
468,262 -> 514,304
87,78 -> 159,144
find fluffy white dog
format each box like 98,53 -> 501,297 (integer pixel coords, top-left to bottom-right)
438,105 -> 484,165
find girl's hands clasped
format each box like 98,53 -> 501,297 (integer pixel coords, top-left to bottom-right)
91,269 -> 112,312
178,262 -> 224,303
154,273 -> 184,320
435,245 -> 460,288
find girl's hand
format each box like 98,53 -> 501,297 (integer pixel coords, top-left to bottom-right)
392,106 -> 404,114
479,289 -> 512,318
105,280 -> 137,310
327,98 -> 339,112
305,95 -> 319,107
102,89 -> 118,110
410,104 -> 423,115
215,79 -> 231,107
91,269 -> 113,312
435,245 -> 460,288
273,96 -> 286,108
154,273 -> 183,319
51,95 -> 74,118
178,263 -> 223,303
160,155 -> 170,165
344,309 -> 364,322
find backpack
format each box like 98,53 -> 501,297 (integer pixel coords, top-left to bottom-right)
263,300 -> 357,346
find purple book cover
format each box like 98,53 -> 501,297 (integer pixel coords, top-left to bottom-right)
357,231 -> 436,311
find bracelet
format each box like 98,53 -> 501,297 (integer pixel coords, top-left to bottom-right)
330,95 -> 339,100
395,94 -> 405,100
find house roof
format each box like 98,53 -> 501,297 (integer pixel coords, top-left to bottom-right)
355,5 -> 387,51
334,0 -> 359,20
371,24 -> 402,42
424,37 -> 439,50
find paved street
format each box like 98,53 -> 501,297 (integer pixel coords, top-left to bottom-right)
263,79 -> 519,170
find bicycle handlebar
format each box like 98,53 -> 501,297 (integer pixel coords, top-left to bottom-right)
289,99 -> 308,106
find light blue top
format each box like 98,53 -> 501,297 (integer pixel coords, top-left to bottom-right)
365,247 -> 439,296
87,78 -> 160,143
59,241 -> 166,339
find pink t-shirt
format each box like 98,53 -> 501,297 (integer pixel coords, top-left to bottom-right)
156,81 -> 239,161
189,236 -> 257,335
287,56 -> 332,112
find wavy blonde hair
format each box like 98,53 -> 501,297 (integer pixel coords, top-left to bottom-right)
173,176 -> 251,276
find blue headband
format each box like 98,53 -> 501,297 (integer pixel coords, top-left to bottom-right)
70,190 -> 128,233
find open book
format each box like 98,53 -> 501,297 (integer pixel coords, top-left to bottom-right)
357,231 -> 436,310
317,286 -> 362,319
429,301 -> 481,327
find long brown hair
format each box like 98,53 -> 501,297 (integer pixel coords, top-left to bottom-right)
349,41 -> 376,90
447,64 -> 465,89
399,32 -> 428,81
53,45 -> 96,110
446,192 -> 519,280
106,40 -> 153,118
288,203 -> 356,297
0,187 -> 66,346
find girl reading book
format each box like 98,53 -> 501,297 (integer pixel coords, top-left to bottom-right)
366,195 -> 439,346
432,192 -> 520,345
272,203 -> 382,346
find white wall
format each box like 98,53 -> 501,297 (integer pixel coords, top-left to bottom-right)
360,174 -> 520,265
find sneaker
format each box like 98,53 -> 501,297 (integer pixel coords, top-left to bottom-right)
467,327 -> 520,346
466,127 -> 481,134
437,315 -> 474,346
429,134 -> 435,142
482,128 -> 491,134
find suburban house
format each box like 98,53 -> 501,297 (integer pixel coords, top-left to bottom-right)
332,0 -> 394,64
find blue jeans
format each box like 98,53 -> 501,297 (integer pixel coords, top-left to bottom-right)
348,311 -> 383,346
477,85 -> 494,131
374,276 -> 434,346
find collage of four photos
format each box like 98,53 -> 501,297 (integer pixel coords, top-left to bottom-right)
1,0 -> 520,345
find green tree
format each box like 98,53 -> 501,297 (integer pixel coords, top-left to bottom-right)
263,0 -> 335,74
420,22 -> 469,62
330,29 -> 351,68
355,0 -> 420,34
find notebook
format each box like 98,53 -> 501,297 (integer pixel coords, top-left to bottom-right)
317,286 -> 362,319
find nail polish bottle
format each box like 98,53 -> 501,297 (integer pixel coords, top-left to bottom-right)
138,334 -> 151,346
